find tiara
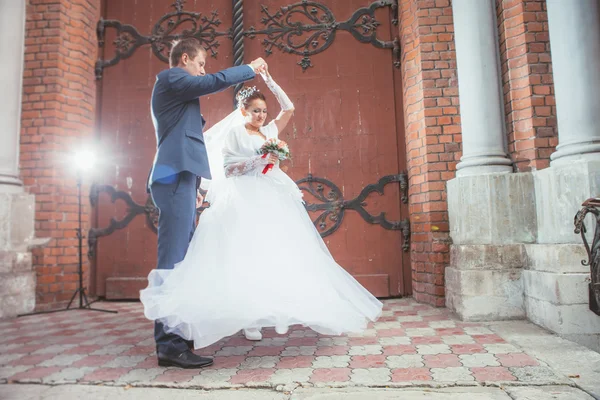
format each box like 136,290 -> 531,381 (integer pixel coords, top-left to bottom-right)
237,86 -> 258,105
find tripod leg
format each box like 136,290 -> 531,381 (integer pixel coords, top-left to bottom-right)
66,288 -> 79,310
81,289 -> 92,309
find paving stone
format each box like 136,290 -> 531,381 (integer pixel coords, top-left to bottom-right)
0,354 -> 24,365
239,356 -> 279,369
276,356 -> 314,369
483,343 -> 522,354
215,346 -> 254,356
188,368 -> 238,386
378,336 -> 411,346
281,346 -> 317,356
496,353 -> 539,367
431,367 -> 475,382
316,337 -> 348,347
459,353 -> 500,368
385,354 -> 424,369
350,368 -> 391,384
471,366 -> 516,382
309,368 -> 351,383
0,365 -> 31,381
405,328 -> 437,337
116,368 -> 164,384
102,356 -> 147,368
43,367 -> 96,383
423,354 -> 462,368
429,321 -> 457,329
312,356 -> 351,369
270,367 -> 313,384
416,344 -> 451,355
39,354 -> 86,367
229,368 -> 275,385
32,345 -> 77,355
90,345 -> 134,356
390,367 -> 433,382
348,345 -> 383,356
442,335 -> 476,345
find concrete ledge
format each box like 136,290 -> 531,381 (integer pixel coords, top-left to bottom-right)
523,270 -> 590,305
534,161 -> 600,244
451,244 -> 526,271
0,270 -> 35,318
524,244 -> 589,273
448,172 -> 537,245
446,267 -> 525,321
0,192 -> 35,252
525,296 -> 600,336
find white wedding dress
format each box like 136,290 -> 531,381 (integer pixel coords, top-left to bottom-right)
140,97 -> 382,351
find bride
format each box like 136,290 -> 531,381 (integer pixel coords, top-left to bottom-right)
140,68 -> 383,350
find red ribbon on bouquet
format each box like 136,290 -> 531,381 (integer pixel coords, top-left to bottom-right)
261,153 -> 274,174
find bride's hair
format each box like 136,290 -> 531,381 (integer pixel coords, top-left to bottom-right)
236,86 -> 266,109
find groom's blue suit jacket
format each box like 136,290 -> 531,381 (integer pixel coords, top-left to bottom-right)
148,66 -> 255,187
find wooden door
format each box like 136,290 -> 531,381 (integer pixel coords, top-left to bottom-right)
91,0 -> 411,299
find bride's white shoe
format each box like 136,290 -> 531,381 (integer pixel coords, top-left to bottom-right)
275,325 -> 289,335
244,328 -> 263,341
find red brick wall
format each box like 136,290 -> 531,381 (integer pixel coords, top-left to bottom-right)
497,0 -> 557,171
20,0 -> 101,311
399,0 -> 461,307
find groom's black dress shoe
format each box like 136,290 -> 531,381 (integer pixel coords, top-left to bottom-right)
157,350 -> 214,369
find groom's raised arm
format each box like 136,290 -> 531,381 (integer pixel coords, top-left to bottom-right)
167,65 -> 255,102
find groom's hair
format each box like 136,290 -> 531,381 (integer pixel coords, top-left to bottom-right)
169,38 -> 207,67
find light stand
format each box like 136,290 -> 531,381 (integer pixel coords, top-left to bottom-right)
19,152 -> 117,316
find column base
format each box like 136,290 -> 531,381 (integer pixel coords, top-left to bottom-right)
0,251 -> 35,318
446,244 -> 526,321
456,155 -> 513,177
447,172 -> 537,245
534,160 -> 600,244
0,191 -> 36,319
0,175 -> 24,193
550,141 -> 600,166
523,243 -> 600,353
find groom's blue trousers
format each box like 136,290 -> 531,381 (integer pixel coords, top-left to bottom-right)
150,171 -> 197,355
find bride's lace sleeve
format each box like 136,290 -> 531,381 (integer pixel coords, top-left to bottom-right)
224,155 -> 270,177
222,127 -> 270,177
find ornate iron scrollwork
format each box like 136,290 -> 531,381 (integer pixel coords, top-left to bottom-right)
245,0 -> 401,71
96,0 -> 227,79
95,0 -> 400,79
88,184 -> 158,259
574,197 -> 600,316
88,173 -> 410,258
297,174 -> 410,250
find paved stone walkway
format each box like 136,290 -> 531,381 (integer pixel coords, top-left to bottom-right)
0,298 -> 598,398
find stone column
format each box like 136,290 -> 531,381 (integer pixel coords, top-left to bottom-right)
452,0 -> 513,176
0,0 -> 26,191
524,1 -> 600,351
0,0 -> 36,318
446,0 -> 534,321
547,0 -> 600,165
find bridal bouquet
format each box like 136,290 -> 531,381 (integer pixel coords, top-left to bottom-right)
257,138 -> 291,174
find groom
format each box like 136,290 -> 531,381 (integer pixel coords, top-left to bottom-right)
148,37 -> 266,369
